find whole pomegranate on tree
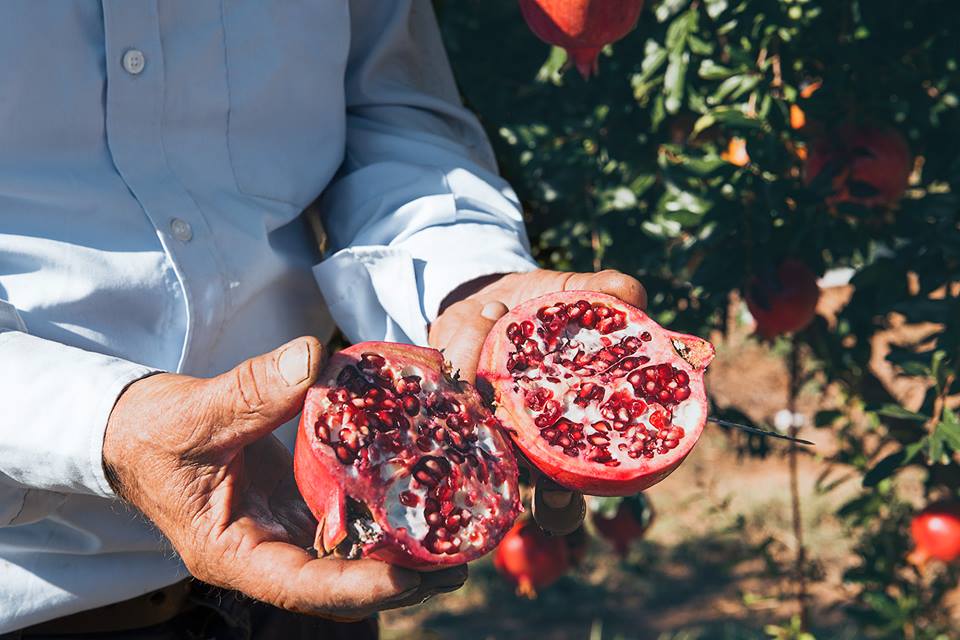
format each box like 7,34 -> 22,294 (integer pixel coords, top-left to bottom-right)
744,260 -> 821,339
478,291 -> 715,496
294,343 -> 521,570
494,518 -> 570,598
518,0 -> 644,79
591,493 -> 655,557
908,501 -> 960,566
804,122 -> 912,208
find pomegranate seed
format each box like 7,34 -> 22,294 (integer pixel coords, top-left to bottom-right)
592,420 -> 610,432
334,445 -> 356,464
506,322 -> 521,343
587,433 -> 610,446
674,387 -> 691,401
640,331 -> 652,341
416,436 -> 433,452
424,498 -> 440,513
521,320 -> 535,337
399,491 -> 419,507
401,395 -> 421,416
359,353 -> 385,370
580,309 -> 597,328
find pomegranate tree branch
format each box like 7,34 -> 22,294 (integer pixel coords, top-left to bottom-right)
787,340 -> 809,628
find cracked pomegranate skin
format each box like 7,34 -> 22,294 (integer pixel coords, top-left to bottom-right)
478,291 -> 714,496
294,342 -> 521,570
518,0 -> 644,78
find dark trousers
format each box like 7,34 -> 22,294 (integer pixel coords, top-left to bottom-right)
2,584 -> 378,640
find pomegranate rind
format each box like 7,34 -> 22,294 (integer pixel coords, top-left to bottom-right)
478,291 -> 714,496
493,519 -> 569,598
518,0 -> 644,79
745,260 -> 821,339
804,123 -> 912,208
294,342 -> 521,570
909,501 -> 960,566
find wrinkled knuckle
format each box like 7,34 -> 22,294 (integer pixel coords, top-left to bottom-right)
232,360 -> 267,417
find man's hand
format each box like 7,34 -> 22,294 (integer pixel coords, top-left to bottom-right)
429,269 -> 647,535
103,337 -> 467,621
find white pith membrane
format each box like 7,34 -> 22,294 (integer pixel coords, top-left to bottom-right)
502,300 -> 705,468
311,354 -> 516,558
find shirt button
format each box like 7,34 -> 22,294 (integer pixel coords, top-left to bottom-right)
170,218 -> 193,243
122,49 -> 146,75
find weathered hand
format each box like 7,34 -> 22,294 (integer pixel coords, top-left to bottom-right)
102,337 -> 467,621
430,269 -> 647,534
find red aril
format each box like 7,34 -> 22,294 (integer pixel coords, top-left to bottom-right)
804,123 -> 911,208
494,518 -> 570,597
744,260 -> 821,339
591,493 -> 655,557
518,0 -> 644,79
294,342 -> 520,570
478,291 -> 714,496
908,501 -> 960,566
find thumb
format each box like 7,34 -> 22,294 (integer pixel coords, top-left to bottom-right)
564,270 -> 647,309
207,336 -> 324,449
435,300 -> 508,384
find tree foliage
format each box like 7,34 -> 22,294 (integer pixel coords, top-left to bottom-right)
439,1 -> 960,636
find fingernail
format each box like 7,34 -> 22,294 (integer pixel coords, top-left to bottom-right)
481,301 -> 507,321
278,340 -> 311,386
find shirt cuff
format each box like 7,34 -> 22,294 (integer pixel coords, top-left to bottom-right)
313,222 -> 538,346
0,331 -> 159,499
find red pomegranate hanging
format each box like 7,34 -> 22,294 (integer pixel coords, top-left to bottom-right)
804,123 -> 912,208
518,0 -> 645,78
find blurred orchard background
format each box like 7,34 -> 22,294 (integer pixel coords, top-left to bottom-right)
381,1 -> 960,638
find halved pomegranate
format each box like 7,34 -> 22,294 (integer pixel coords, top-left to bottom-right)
294,343 -> 521,570
478,292 -> 714,496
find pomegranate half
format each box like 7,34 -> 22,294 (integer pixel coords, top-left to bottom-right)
294,343 -> 521,570
478,291 -> 714,496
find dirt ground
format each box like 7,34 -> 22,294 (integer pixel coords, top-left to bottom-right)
379,295 -> 958,640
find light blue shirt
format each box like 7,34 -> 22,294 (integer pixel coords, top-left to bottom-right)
0,1 -> 536,630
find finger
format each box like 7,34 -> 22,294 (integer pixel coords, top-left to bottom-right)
434,300 -> 508,384
378,564 -> 470,610
228,541 -> 422,619
564,270 -> 647,309
532,476 -> 586,536
206,336 -> 325,450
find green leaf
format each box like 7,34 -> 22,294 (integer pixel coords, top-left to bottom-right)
863,450 -> 909,487
928,431 -> 944,463
876,404 -> 927,422
704,107 -> 763,129
936,410 -> 960,452
814,410 -> 842,427
930,349 -> 949,393
698,59 -> 737,80
664,50 -> 689,114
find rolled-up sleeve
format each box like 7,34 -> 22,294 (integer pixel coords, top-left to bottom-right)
313,0 -> 538,346
0,307 -> 156,518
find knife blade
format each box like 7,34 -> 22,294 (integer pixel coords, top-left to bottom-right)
708,416 -> 814,446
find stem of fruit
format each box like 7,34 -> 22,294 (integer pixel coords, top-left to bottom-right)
787,340 -> 809,629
